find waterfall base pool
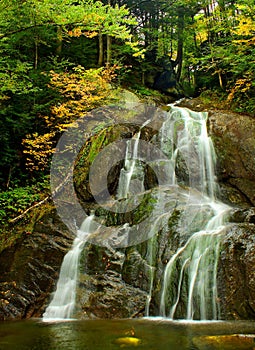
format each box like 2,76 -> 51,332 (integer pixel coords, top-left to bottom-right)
1,318 -> 255,350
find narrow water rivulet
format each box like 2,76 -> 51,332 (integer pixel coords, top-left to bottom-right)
43,215 -> 95,321
43,105 -> 231,321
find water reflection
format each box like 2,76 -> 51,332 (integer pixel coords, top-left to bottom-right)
0,318 -> 255,350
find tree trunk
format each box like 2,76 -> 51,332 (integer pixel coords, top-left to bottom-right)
34,38 -> 38,69
106,34 -> 112,67
106,0 -> 112,67
56,26 -> 63,55
98,32 -> 104,66
174,9 -> 184,82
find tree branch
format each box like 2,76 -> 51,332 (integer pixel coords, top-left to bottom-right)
0,22 -> 83,40
9,172 -> 72,224
9,195 -> 51,224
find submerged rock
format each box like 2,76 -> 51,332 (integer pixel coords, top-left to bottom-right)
192,334 -> 255,350
113,336 -> 142,347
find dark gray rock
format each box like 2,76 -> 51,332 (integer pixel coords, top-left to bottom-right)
76,245 -> 147,319
0,210 -> 73,320
208,110 -> 255,206
217,223 -> 255,319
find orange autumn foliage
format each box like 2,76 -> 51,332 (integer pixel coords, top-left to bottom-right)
22,66 -> 117,171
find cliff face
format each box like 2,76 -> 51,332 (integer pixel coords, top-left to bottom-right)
0,97 -> 255,321
218,212 -> 255,320
178,98 -> 255,207
209,110 -> 255,207
209,109 -> 255,318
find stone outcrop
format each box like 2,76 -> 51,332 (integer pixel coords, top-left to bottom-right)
217,208 -> 255,320
178,98 -> 255,207
76,245 -> 148,319
209,110 -> 255,207
0,210 -> 73,320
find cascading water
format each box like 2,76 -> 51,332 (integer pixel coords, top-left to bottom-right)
116,129 -> 144,199
116,120 -> 150,200
43,214 -> 95,321
159,204 -> 228,320
113,105 -> 230,320
157,106 -> 218,195
152,105 -> 230,320
44,104 -> 230,322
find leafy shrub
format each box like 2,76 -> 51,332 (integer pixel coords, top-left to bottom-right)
0,178 -> 49,225
22,65 -> 118,172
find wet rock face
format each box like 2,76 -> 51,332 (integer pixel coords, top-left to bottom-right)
1,101 -> 255,321
0,211 -> 73,321
217,223 -> 255,320
178,99 -> 255,207
76,245 -> 147,319
208,110 -> 255,206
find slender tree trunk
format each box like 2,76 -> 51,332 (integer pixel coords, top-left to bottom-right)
98,32 -> 104,66
34,38 -> 38,69
106,34 -> 112,67
175,8 -> 184,82
218,70 -> 224,89
56,26 -> 63,55
6,166 -> 12,189
106,0 -> 112,67
32,17 -> 38,69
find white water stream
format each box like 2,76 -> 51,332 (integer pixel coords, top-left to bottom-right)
43,215 -> 94,321
117,120 -> 150,199
149,105 -> 230,319
159,204 -> 228,319
116,129 -> 144,199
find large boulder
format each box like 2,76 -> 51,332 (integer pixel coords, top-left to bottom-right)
208,110 -> 255,206
218,215 -> 255,319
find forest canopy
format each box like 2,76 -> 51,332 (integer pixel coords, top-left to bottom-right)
0,0 -> 254,200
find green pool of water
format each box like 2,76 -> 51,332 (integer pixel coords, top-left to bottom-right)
0,318 -> 254,350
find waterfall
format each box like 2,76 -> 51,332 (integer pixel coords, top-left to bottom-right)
43,215 -> 94,321
155,106 -> 230,320
45,104 -> 230,322
117,120 -> 150,200
157,106 -> 218,196
116,130 -> 144,199
159,204 -> 228,320
112,105 -> 230,320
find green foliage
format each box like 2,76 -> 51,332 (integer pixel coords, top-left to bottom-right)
0,0 -> 254,191
183,0 -> 255,110
0,178 -> 49,225
0,0 -> 140,188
